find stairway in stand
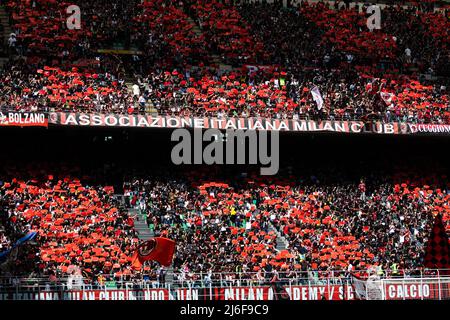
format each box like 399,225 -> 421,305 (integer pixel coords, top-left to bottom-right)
130,207 -> 174,286
0,5 -> 12,66
268,222 -> 290,252
125,79 -> 159,115
131,208 -> 154,240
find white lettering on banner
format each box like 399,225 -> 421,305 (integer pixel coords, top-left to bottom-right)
144,290 -> 166,300
118,116 -> 131,127
253,120 -> 264,130
84,292 -> 96,300
98,292 -> 107,300
267,289 -> 274,300
79,114 -> 91,126
237,119 -> 247,130
92,115 -> 102,126
384,123 -> 395,134
301,286 -> 308,300
341,285 -> 355,300
7,113 -> 45,124
410,285 -> 417,298
386,284 -> 430,299
329,286 -> 336,299
167,117 -> 180,128
174,289 -> 199,300
351,122 -> 362,132
223,288 -> 265,300
194,118 -> 205,128
265,121 -> 277,131
180,118 -> 192,128
150,117 -> 160,127
286,285 -> 355,300
137,117 -> 150,127
293,121 -> 308,131
46,112 -> 450,135
105,115 -> 118,126
0,289 -> 168,301
414,124 -> 450,133
216,119 -> 225,128
309,287 -> 318,300
65,291 -> 88,300
225,120 -> 237,130
40,292 -> 59,300
279,121 -> 289,131
65,114 -> 78,125
0,282 -> 447,300
307,121 -> 319,131
335,122 -> 346,132
286,287 -> 319,300
323,122 -> 334,131
372,123 -> 382,134
319,286 -> 326,298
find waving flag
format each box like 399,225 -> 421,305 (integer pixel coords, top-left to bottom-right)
311,86 -> 324,110
351,273 -> 383,300
351,274 -> 368,300
131,237 -> 176,269
0,232 -> 37,264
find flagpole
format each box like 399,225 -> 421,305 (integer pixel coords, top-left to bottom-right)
209,282 -> 212,301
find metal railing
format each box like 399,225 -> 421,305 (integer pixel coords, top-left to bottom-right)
0,269 -> 449,300
0,277 -> 448,300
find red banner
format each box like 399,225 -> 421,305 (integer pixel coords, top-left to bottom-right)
0,281 -> 448,300
0,289 -> 168,301
383,280 -> 450,300
0,112 -> 48,127
48,112 -> 402,134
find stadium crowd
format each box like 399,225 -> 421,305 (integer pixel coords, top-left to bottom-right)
0,158 -> 448,284
0,0 -> 449,288
0,0 -> 448,122
0,164 -> 140,286
124,165 -> 450,283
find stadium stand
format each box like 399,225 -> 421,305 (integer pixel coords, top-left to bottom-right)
0,127 -> 448,284
0,1 -> 448,122
125,167 -> 450,283
3,164 -> 449,283
0,164 -> 138,281
0,0 -> 449,302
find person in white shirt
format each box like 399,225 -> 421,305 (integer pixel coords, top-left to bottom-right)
132,84 -> 140,97
8,34 -> 16,54
8,34 -> 16,47
405,48 -> 411,57
405,48 -> 412,63
138,95 -> 146,109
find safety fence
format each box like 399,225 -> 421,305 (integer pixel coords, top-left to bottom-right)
0,272 -> 449,300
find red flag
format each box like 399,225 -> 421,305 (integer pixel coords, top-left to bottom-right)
131,237 -> 176,269
131,251 -> 142,270
424,214 -> 450,272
